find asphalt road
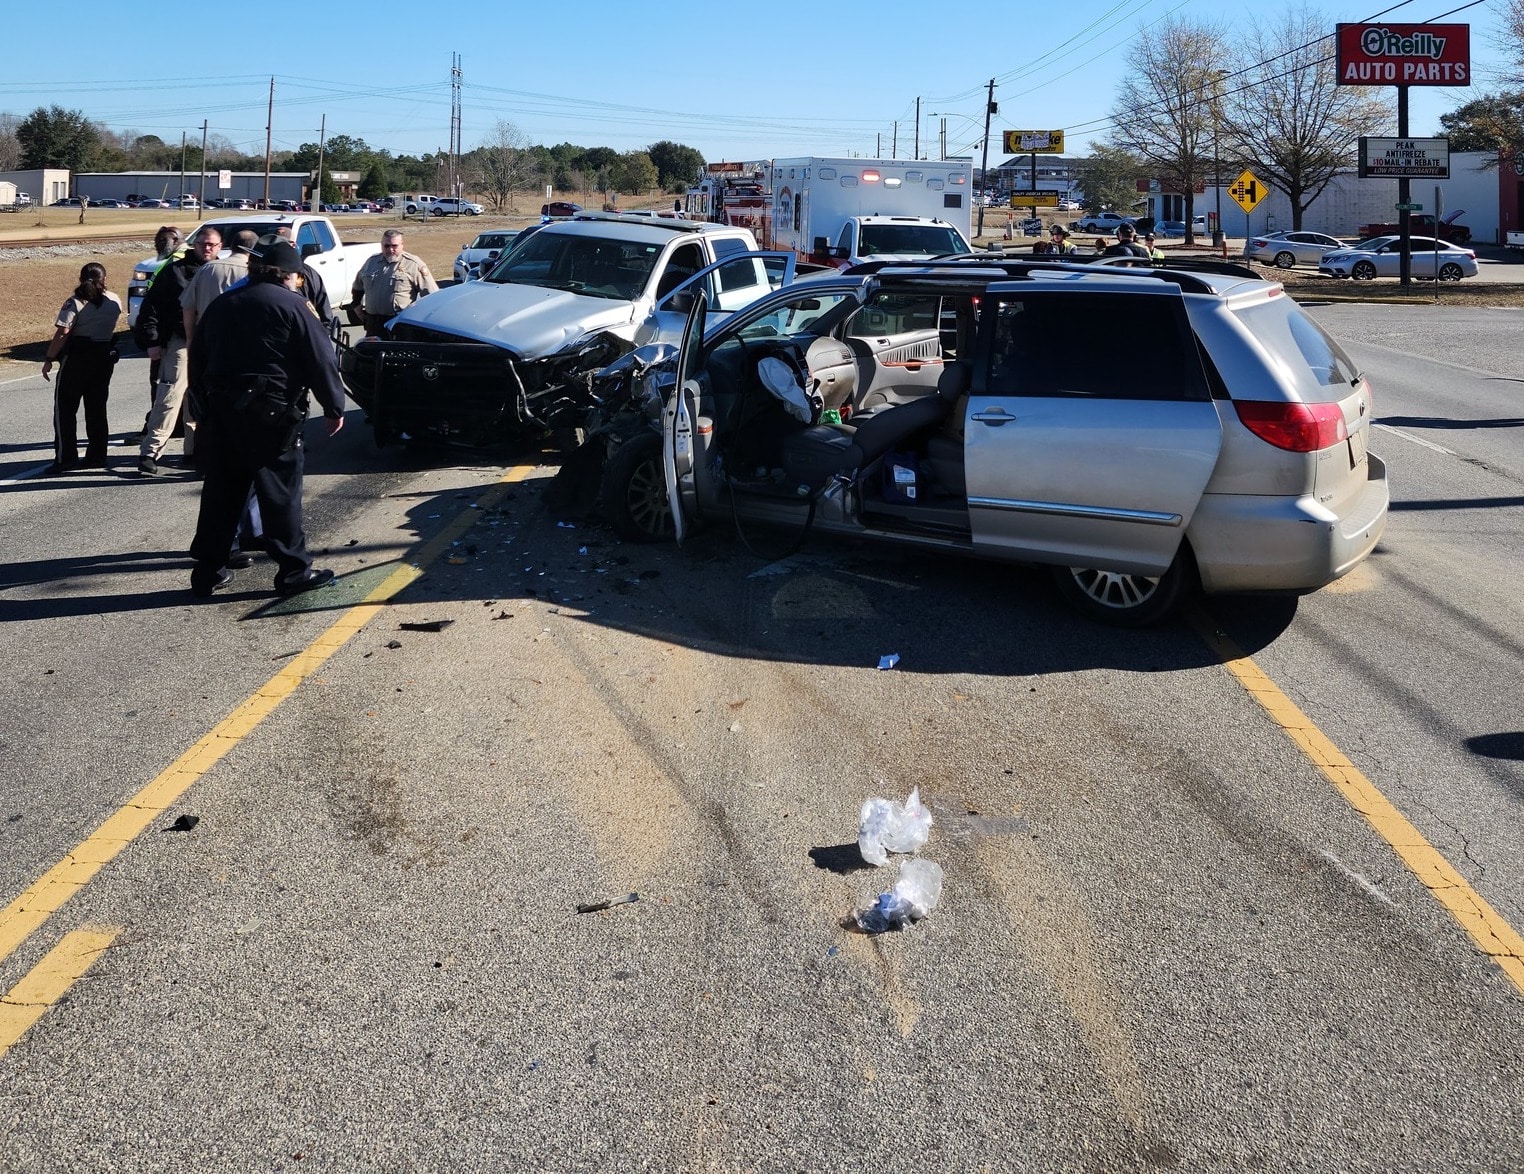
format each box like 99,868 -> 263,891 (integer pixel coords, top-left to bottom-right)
0,305 -> 1521,1171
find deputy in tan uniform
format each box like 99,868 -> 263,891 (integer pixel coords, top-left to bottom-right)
349,230 -> 438,336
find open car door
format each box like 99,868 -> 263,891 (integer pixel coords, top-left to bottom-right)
965,288 -> 1223,575
663,289 -> 708,545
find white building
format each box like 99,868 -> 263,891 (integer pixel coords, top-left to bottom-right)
1167,151 -> 1499,241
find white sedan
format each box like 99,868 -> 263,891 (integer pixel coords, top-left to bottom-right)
1318,235 -> 1478,281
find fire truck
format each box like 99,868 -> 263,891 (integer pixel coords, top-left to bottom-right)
688,157 -> 975,268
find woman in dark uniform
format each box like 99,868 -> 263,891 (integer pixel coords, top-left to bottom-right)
41,262 -> 122,474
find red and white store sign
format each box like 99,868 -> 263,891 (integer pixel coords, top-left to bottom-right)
1336,23 -> 1470,85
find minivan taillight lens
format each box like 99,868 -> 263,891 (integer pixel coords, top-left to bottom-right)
1234,400 -> 1347,452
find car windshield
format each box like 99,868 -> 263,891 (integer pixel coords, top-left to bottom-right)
1348,237 -> 1392,251
857,224 -> 969,258
485,230 -> 659,300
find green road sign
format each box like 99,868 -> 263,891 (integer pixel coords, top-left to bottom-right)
1395,202 -> 1423,211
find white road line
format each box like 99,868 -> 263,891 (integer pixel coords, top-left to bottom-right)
1374,422 -> 1454,455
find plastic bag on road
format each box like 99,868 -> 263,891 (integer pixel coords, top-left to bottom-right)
853,859 -> 945,933
858,786 -> 932,866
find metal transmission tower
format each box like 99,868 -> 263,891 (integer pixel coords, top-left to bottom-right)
449,53 -> 463,200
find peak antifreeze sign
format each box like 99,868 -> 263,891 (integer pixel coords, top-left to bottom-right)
1336,23 -> 1470,85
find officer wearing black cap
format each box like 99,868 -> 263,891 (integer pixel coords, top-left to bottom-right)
186,237 -> 346,599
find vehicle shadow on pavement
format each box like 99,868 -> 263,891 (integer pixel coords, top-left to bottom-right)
269,478 -> 1302,676
1381,414 -> 1524,429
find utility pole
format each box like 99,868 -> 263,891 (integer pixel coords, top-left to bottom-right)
316,114 -> 326,213
197,119 -> 208,209
449,53 -> 463,204
914,96 -> 921,161
978,78 -> 996,238
178,132 -> 186,202
892,121 -> 898,160
263,77 -> 274,210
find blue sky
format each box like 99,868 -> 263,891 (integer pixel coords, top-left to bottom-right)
1,0 -> 1512,165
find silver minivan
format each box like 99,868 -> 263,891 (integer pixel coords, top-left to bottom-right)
640,259 -> 1387,625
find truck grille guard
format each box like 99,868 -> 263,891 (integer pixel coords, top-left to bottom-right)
341,328 -> 630,446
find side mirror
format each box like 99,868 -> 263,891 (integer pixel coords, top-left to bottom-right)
813,236 -> 831,254
666,289 -> 695,314
300,242 -> 321,259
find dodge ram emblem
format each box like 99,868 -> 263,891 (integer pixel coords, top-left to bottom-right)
422,365 -> 439,381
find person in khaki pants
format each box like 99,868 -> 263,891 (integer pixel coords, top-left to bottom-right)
138,227 -> 217,476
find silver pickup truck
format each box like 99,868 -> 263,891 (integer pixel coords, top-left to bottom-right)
339,213 -> 798,449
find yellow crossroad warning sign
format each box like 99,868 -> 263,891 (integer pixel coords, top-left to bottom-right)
1229,169 -> 1267,214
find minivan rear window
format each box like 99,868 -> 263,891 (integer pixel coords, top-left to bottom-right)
1234,300 -> 1360,400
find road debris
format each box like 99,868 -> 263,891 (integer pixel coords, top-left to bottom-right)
576,893 -> 640,915
858,786 -> 932,865
877,653 -> 900,670
164,814 -> 199,833
398,620 -> 454,633
852,859 -> 944,933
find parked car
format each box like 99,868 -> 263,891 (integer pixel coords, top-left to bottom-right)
136,198 -> 172,210
91,199 -> 131,209
1244,230 -> 1344,269
596,255 -> 1387,626
453,230 -> 519,282
1072,211 -> 1134,233
1057,199 -> 1081,212
1317,235 -> 1478,281
541,201 -> 582,218
51,197 -> 82,207
431,197 -> 483,216
351,200 -> 380,213
1154,220 -> 1187,238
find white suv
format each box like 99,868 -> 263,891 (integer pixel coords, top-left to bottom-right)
431,198 -> 483,216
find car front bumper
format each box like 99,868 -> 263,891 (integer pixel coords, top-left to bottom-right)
1187,455 -> 1388,594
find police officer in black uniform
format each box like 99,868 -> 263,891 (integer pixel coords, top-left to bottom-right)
186,237 -> 346,599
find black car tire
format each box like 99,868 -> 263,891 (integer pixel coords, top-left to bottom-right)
1048,546 -> 1193,628
1273,251 -> 1297,269
600,432 -> 673,543
1351,261 -> 1378,281
1439,262 -> 1464,282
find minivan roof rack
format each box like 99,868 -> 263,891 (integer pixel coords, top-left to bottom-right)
852,254 -> 1266,294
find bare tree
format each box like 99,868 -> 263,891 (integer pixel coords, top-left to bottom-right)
0,113 -> 22,171
476,120 -> 531,213
1504,0 -> 1524,69
1109,16 -> 1230,243
1220,6 -> 1391,230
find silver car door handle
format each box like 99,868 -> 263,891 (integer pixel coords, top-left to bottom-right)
971,408 -> 1016,425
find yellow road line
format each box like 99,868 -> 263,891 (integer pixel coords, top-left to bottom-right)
0,467 -> 535,969
1193,612 -> 1524,994
0,926 -> 121,1058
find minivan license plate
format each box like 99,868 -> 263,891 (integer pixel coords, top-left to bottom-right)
1347,426 -> 1367,468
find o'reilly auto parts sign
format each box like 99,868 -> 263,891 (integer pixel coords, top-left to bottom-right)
1336,23 -> 1470,85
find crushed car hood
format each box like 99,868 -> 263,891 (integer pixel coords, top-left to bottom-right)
391,281 -> 641,359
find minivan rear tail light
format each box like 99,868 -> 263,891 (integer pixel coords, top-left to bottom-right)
1234,400 -> 1347,452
